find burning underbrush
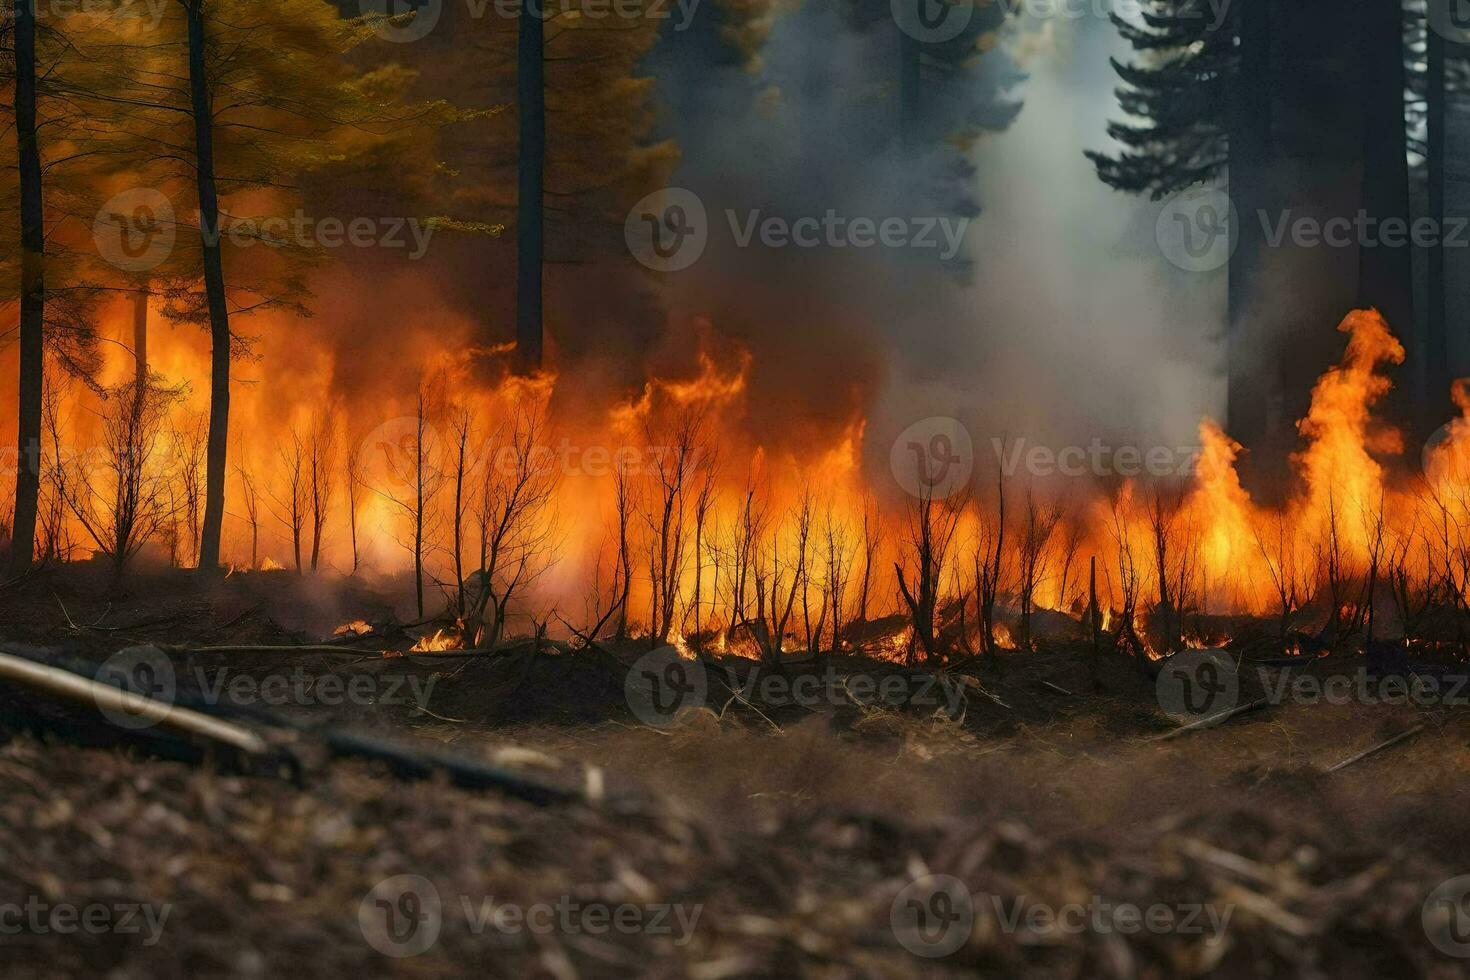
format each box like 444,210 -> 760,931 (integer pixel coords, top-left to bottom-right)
17,306 -> 1470,676
7,542 -> 1470,975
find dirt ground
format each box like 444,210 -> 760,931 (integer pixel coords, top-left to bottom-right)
2,563 -> 1469,978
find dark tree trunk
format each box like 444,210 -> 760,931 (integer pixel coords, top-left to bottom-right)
414,406 -> 426,619
1428,22 -> 1450,417
1225,0 -> 1270,452
898,26 -> 920,154
186,0 -> 231,572
452,446 -> 465,617
132,290 -> 148,388
1229,0 -> 1364,484
515,0 -> 545,371
1355,0 -> 1414,407
9,0 -> 44,574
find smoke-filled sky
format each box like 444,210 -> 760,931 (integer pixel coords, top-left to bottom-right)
634,5 -> 1225,491
914,13 -> 1226,463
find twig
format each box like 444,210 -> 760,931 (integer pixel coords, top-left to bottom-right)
1040,680 -> 1074,697
1324,722 -> 1429,773
170,643 -> 394,656
1152,697 -> 1270,741
413,704 -> 469,724
53,592 -> 81,633
955,673 -> 1011,710
707,665 -> 782,732
203,604 -> 262,635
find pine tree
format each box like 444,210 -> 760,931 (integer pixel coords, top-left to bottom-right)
354,1 -> 677,372
84,1 -> 450,569
1084,0 -> 1232,198
0,2 -> 110,571
8,0 -> 44,574
1090,0 -> 1422,452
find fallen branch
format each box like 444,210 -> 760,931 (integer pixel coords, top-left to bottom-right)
708,666 -> 782,732
0,650 -> 268,755
1324,723 -> 1429,774
323,730 -> 582,806
0,648 -> 582,808
955,673 -> 1011,710
172,643 -> 399,656
203,604 -> 263,635
1152,697 -> 1270,741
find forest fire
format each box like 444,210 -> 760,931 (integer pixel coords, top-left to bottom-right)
13,296 -> 1470,663
7,4 -> 1470,976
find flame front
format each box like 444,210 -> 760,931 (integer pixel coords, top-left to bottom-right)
13,301 -> 1470,657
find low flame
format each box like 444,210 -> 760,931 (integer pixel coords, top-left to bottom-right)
21,302 -> 1470,653
409,628 -> 459,653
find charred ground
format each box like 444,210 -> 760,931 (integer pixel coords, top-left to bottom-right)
1,563 -> 1468,979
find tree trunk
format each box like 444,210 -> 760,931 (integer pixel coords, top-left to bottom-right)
1355,0 -> 1415,417
452,446 -> 465,617
1225,0 -> 1270,452
515,0 -> 545,371
9,0 -> 44,574
898,25 -> 920,154
1427,21 -> 1449,417
186,0 -> 231,572
133,290 -> 148,388
414,412 -> 425,619
692,518 -> 703,650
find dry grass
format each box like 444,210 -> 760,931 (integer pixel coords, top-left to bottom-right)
4,565 -> 1470,977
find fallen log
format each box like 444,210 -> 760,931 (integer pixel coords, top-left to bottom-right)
0,646 -> 585,808
0,650 -> 268,755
